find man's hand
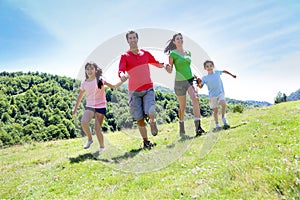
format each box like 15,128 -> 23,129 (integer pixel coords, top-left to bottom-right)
164,64 -> 173,73
120,72 -> 129,82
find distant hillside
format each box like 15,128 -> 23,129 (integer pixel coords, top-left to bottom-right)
154,85 -> 271,108
154,85 -> 174,93
245,100 -> 272,107
287,88 -> 300,101
226,98 -> 271,107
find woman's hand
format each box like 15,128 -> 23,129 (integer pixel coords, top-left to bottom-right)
164,64 -> 173,73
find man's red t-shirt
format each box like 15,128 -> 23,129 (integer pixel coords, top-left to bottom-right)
118,49 -> 162,91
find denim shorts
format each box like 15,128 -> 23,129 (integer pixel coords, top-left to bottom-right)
128,88 -> 156,120
174,78 -> 194,96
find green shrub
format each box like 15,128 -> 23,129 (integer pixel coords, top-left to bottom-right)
232,104 -> 245,113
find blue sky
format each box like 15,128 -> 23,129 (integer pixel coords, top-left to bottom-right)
1,0 -> 300,103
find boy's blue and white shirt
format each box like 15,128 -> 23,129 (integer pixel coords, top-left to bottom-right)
202,70 -> 224,97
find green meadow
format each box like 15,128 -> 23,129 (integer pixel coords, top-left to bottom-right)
1,101 -> 299,199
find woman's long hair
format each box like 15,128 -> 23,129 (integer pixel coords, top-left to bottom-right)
164,33 -> 182,55
84,62 -> 103,89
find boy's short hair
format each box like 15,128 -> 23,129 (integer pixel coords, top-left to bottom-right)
203,60 -> 214,67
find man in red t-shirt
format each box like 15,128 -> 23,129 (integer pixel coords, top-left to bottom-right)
118,30 -> 168,149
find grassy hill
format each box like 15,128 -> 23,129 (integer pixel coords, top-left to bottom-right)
1,101 -> 299,199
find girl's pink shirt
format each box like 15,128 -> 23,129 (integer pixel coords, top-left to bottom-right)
80,78 -> 106,108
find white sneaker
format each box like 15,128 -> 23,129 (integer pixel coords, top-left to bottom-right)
222,118 -> 228,125
99,148 -> 105,154
84,140 -> 93,149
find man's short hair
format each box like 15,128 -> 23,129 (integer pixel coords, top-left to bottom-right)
126,30 -> 139,40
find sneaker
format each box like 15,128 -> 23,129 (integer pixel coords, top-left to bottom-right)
99,148 -> 105,154
84,140 -> 93,149
143,140 -> 154,149
222,118 -> 228,124
212,127 -> 222,132
179,121 -> 185,137
150,121 -> 158,136
195,127 -> 205,137
194,120 -> 205,137
223,124 -> 230,130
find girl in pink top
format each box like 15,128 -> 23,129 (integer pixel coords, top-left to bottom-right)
72,62 -> 128,154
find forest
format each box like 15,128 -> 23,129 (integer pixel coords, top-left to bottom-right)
0,71 -> 258,147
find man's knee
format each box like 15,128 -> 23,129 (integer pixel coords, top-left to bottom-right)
137,118 -> 145,126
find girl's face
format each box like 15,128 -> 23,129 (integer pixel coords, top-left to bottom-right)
173,34 -> 183,47
204,63 -> 214,72
85,65 -> 96,78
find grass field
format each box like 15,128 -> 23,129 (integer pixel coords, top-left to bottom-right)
1,101 -> 299,199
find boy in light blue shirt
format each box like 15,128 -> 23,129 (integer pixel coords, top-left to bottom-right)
197,60 -> 237,131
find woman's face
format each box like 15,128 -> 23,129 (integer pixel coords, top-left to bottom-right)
173,34 -> 183,47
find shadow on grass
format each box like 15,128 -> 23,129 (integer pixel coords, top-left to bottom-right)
207,122 -> 248,133
99,148 -> 143,164
69,153 -> 97,164
178,135 -> 195,142
229,122 -> 248,130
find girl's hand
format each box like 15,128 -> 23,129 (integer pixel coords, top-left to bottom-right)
121,74 -> 129,82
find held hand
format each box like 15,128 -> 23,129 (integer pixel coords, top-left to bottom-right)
121,73 -> 129,82
194,75 -> 202,88
196,77 -> 202,88
164,64 -> 173,73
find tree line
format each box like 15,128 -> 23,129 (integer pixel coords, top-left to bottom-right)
0,71 -> 255,147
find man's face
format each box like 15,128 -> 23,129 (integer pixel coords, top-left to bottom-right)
127,33 -> 138,48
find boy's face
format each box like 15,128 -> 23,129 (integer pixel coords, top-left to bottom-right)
204,62 -> 214,71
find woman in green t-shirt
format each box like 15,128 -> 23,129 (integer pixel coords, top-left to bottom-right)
164,33 -> 205,137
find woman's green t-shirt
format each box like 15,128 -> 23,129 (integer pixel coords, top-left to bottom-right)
170,50 -> 193,81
